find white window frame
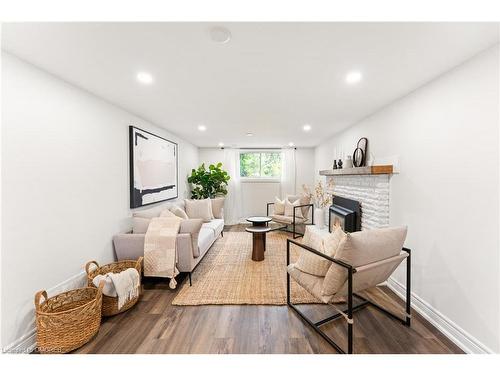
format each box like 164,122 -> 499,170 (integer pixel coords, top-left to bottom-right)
238,149 -> 282,183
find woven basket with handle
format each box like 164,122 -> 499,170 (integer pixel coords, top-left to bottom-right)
85,257 -> 142,317
34,281 -> 104,354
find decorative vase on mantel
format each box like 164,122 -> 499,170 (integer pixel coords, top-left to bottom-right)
314,207 -> 326,229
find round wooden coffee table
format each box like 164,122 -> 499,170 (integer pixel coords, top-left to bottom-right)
246,216 -> 272,227
245,226 -> 271,261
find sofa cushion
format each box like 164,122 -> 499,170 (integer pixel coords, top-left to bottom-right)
270,214 -> 307,225
286,194 -> 311,217
160,209 -> 176,217
201,219 -> 224,236
274,197 -> 285,215
211,197 -> 225,219
132,206 -> 162,219
322,226 -> 408,298
179,218 -> 203,256
132,217 -> 151,234
185,198 -> 214,222
287,263 -> 326,303
285,198 -> 304,219
170,205 -> 189,219
198,227 -> 215,257
295,226 -> 346,276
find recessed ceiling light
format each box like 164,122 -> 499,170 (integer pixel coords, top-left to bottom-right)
345,71 -> 362,84
197,124 -> 207,131
302,124 -> 312,132
218,142 -> 224,147
136,71 -> 153,84
246,132 -> 253,137
288,142 -> 295,147
209,26 -> 232,44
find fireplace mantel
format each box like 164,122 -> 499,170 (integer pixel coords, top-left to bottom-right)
319,165 -> 393,176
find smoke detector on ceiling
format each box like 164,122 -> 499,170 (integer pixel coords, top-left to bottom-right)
209,26 -> 231,44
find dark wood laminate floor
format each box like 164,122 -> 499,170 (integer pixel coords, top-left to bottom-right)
75,225 -> 463,354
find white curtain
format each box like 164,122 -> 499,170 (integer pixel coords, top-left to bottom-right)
223,149 -> 243,224
280,148 -> 296,197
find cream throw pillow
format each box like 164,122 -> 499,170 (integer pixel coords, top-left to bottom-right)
322,226 -> 408,298
159,209 -> 176,217
295,226 -> 347,276
274,197 -> 285,215
185,198 -> 214,222
170,205 -> 189,220
210,197 -> 225,219
284,199 -> 304,219
132,217 -> 151,234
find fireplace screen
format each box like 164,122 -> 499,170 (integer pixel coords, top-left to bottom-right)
330,213 -> 346,231
329,195 -> 361,233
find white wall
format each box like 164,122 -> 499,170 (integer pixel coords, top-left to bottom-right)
198,148 -> 315,218
315,46 -> 499,353
1,53 -> 199,350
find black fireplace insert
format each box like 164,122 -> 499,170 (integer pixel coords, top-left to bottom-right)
329,195 -> 361,232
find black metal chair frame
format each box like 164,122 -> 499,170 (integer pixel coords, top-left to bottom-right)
266,202 -> 315,239
286,238 -> 411,354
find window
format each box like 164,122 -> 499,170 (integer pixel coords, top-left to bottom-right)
240,151 -> 282,179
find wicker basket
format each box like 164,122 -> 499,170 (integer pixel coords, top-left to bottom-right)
85,257 -> 142,317
34,281 -> 104,354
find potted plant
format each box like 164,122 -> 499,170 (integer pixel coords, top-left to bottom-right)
302,180 -> 333,229
188,162 -> 230,199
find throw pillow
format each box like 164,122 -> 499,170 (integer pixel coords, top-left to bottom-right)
132,217 -> 151,234
170,205 -> 189,220
274,197 -> 285,215
295,226 -> 346,276
159,209 -> 176,217
210,197 -> 225,219
287,194 -> 311,217
184,198 -> 214,222
322,226 -> 408,298
132,206 -> 161,219
284,199 -> 304,219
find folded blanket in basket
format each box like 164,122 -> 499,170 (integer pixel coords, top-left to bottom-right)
93,268 -> 140,309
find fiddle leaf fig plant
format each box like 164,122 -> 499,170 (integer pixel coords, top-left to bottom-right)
188,162 -> 231,199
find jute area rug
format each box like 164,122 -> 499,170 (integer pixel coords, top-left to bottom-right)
172,230 -> 321,306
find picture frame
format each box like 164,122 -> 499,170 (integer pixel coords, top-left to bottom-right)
129,126 -> 178,208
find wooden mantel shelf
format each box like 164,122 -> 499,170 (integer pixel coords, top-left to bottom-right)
319,165 -> 394,176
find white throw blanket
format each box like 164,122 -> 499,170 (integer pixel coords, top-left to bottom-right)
144,216 -> 182,289
93,268 -> 140,309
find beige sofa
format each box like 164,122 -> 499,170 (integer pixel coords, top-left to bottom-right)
113,200 -> 224,285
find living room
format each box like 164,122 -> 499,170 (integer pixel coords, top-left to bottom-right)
1,1 -> 499,372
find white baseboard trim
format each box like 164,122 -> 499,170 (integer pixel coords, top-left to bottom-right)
2,329 -> 37,354
386,277 -> 494,354
3,270 -> 87,354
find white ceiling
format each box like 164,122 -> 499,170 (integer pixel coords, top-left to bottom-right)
2,22 -> 499,148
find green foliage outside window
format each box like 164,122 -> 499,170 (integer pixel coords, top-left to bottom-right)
240,152 -> 281,178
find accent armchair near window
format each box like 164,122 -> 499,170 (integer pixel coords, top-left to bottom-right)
266,194 -> 314,238
287,226 -> 411,354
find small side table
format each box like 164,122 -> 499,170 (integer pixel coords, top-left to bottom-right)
246,216 -> 272,227
245,226 -> 271,261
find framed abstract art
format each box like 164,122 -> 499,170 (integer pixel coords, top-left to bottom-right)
129,126 -> 178,208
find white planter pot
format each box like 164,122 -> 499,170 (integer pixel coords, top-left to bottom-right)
314,208 -> 325,229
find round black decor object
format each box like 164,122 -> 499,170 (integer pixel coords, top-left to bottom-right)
353,147 -> 364,167
355,137 -> 368,166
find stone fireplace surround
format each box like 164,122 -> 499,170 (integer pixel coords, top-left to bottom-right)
325,174 -> 390,230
